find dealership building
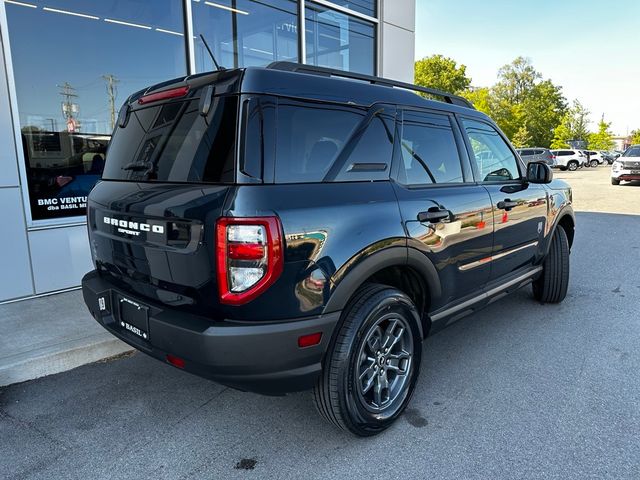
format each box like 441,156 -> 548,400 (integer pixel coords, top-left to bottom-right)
0,0 -> 416,303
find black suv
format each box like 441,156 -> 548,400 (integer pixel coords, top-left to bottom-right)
82,63 -> 575,436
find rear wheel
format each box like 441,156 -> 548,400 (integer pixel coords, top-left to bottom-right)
533,227 -> 570,303
611,178 -> 620,185
313,284 -> 422,436
590,159 -> 599,167
567,161 -> 579,171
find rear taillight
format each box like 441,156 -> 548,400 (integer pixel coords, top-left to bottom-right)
216,217 -> 283,305
138,86 -> 189,105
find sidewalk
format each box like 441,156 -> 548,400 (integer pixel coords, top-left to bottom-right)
0,289 -> 132,386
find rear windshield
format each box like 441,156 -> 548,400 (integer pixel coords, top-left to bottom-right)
102,95 -> 238,183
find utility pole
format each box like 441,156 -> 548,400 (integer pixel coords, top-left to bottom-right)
103,74 -> 120,131
58,82 -> 79,132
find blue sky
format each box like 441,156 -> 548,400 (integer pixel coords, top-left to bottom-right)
415,0 -> 640,135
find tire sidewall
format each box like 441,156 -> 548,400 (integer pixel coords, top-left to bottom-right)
337,291 -> 422,434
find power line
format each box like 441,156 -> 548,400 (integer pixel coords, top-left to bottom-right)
102,74 -> 120,131
57,82 -> 80,132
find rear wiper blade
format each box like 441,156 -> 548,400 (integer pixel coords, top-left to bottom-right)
123,163 -> 150,171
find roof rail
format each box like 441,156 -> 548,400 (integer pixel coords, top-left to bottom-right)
266,61 -> 475,110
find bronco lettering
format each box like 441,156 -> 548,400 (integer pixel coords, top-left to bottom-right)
103,216 -> 164,234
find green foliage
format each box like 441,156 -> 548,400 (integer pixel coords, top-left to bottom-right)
490,58 -> 566,147
551,100 -> 590,148
511,125 -> 532,148
630,129 -> 640,145
462,87 -> 491,115
414,55 -> 472,95
460,57 -> 566,148
588,119 -> 615,150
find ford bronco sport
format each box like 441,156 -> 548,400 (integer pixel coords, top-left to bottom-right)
82,63 -> 575,436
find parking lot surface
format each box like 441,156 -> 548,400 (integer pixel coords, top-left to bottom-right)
555,164 -> 640,214
1,168 -> 639,480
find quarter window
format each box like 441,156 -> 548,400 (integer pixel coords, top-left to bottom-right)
398,111 -> 464,185
463,119 -> 521,182
274,101 -> 393,183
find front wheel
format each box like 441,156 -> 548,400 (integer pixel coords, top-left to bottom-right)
567,161 -> 579,171
533,227 -> 570,303
611,178 -> 620,185
590,160 -> 599,167
313,284 -> 422,436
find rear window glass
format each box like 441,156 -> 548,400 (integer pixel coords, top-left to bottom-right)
102,95 -> 238,183
274,100 -> 393,183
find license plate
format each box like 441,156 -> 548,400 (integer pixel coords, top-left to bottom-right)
118,296 -> 149,340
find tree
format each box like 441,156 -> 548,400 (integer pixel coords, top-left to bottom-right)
493,56 -> 541,104
588,118 -> 615,150
414,55 -> 472,95
551,100 -> 590,148
462,87 -> 491,115
630,129 -> 640,145
485,58 -> 565,147
512,124 -> 532,148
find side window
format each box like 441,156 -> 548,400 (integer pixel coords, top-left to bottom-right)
462,118 -> 521,182
330,108 -> 395,182
274,101 -> 392,183
398,111 -> 464,185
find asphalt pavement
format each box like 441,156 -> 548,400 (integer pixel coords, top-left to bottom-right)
1,168 -> 639,480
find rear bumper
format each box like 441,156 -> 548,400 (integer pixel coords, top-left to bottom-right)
82,270 -> 340,395
612,170 -> 640,181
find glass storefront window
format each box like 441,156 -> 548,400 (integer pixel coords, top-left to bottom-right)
320,0 -> 376,18
5,0 -> 187,221
305,2 -> 375,75
192,0 -> 299,73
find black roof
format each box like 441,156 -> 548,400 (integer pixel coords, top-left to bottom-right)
131,63 -> 488,122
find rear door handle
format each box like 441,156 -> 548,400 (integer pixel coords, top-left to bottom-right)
418,207 -> 450,223
497,199 -> 518,211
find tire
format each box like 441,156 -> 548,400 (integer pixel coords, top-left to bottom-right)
533,227 -> 570,303
590,160 -> 598,167
559,166 -> 567,171
313,283 -> 422,436
567,161 -> 578,171
611,178 -> 620,185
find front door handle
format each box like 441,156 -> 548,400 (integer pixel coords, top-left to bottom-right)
497,199 -> 518,211
418,207 -> 450,223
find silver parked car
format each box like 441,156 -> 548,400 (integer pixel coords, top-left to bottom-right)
516,148 -> 556,166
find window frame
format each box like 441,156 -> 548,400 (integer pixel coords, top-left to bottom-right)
456,114 -> 526,185
390,107 -> 473,189
303,0 -> 378,76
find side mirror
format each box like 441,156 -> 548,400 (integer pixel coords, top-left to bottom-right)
526,161 -> 553,184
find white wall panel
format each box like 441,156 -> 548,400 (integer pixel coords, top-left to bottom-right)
0,188 -> 33,301
0,24 -> 19,188
28,226 -> 92,294
381,22 -> 415,83
382,0 -> 416,32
